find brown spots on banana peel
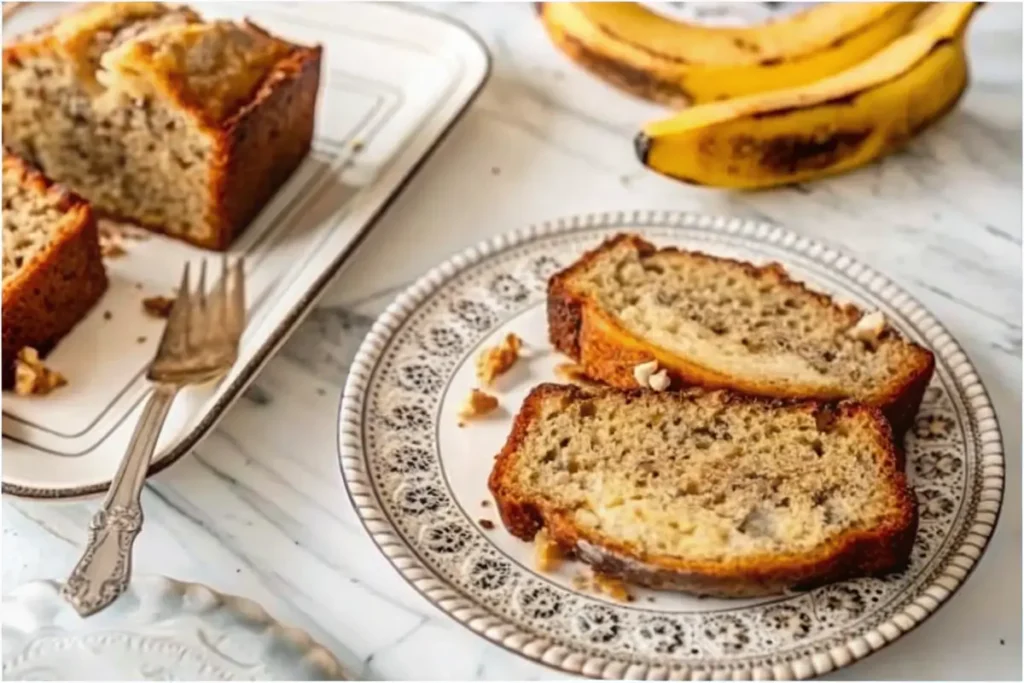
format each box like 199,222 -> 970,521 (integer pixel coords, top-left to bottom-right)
555,32 -> 690,107
593,21 -> 690,65
735,129 -> 873,175
731,36 -> 761,54
751,92 -> 861,120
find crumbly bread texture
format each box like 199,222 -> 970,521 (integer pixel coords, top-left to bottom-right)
2,152 -> 108,387
489,384 -> 917,597
2,2 -> 321,250
548,234 -> 934,436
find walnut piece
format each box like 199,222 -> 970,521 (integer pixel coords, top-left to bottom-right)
632,360 -> 658,387
457,388 -> 498,426
13,347 -> 67,396
476,333 -> 523,386
534,528 -> 563,573
648,369 -> 671,392
847,310 -> 886,345
142,295 -> 176,318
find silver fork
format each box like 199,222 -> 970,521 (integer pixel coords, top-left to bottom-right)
61,258 -> 246,617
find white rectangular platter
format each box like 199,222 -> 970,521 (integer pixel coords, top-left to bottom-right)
2,2 -> 490,498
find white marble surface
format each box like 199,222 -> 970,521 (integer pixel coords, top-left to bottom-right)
3,3 -> 1021,680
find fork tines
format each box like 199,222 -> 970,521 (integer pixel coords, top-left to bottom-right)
156,257 -> 246,363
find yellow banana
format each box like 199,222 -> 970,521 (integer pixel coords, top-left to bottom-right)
538,2 -> 927,106
635,3 -> 980,190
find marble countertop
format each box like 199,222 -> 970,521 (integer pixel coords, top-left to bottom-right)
4,3 -> 1021,680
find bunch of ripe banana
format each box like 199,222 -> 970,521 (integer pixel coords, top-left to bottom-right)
538,2 -> 981,189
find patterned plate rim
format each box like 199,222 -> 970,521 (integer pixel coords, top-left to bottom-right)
337,210 -> 1005,680
3,574 -> 346,680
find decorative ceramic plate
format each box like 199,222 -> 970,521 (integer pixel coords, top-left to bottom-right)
2,2 -> 489,498
2,575 -> 344,680
339,211 -> 1005,680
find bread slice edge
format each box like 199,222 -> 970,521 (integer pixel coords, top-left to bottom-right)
488,383 -> 919,598
547,234 -> 935,436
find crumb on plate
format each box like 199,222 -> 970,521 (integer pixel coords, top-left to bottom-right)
99,234 -> 126,258
534,528 -> 563,573
476,333 -> 522,386
593,572 -> 634,602
142,295 -> 176,318
98,221 -> 147,258
458,388 -> 498,426
479,519 -> 495,530
13,347 -> 67,396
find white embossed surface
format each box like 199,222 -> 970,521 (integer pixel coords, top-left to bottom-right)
2,576 -> 344,681
340,211 -> 1005,679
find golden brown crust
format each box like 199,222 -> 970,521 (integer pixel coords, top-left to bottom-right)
489,383 -> 918,597
207,45 -> 321,250
99,19 -> 293,127
2,5 -> 322,251
548,233 -> 935,436
2,153 -> 108,386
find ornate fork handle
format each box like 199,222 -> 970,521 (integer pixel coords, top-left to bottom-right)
61,384 -> 179,617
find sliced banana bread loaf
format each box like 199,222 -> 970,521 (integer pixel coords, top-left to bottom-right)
489,384 -> 917,597
548,234 -> 934,435
2,152 -> 108,387
3,2 -> 321,250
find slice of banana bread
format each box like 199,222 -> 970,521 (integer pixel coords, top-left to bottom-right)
3,2 -> 321,250
2,152 -> 108,387
489,384 -> 917,597
548,233 -> 934,436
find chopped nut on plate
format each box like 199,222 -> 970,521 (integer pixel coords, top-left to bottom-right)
534,528 -> 563,573
568,568 -> 635,602
476,333 -> 523,386
142,295 -> 176,318
458,388 -> 498,426
479,519 -> 495,530
593,572 -> 634,602
98,221 -> 148,258
847,310 -> 886,345
13,347 -> 67,396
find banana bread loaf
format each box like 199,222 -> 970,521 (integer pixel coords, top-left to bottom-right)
2,2 -> 322,250
489,383 -> 917,597
2,151 -> 108,387
548,233 -> 934,436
